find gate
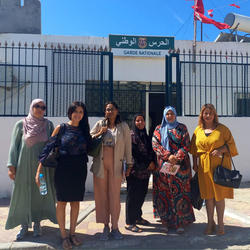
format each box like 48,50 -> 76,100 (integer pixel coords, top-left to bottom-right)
166,50 -> 250,117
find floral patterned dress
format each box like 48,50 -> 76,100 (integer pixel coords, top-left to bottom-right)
152,123 -> 195,229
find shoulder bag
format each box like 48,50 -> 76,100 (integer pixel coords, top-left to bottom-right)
41,123 -> 66,168
88,119 -> 106,158
213,145 -> 242,188
190,173 -> 204,210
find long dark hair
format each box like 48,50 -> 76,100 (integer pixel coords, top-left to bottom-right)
67,101 -> 91,145
104,101 -> 121,125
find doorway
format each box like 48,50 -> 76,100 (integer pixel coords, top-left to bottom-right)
148,93 -> 165,138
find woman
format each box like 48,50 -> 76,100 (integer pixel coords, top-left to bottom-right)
90,101 -> 133,240
125,114 -> 155,232
36,101 -> 91,250
190,103 -> 238,236
6,99 -> 57,240
152,106 -> 195,234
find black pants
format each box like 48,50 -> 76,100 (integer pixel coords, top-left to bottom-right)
125,175 -> 149,225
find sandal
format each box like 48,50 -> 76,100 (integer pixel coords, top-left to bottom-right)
216,226 -> 225,236
136,218 -> 150,225
70,234 -> 82,246
176,227 -> 185,234
204,222 -> 216,235
62,237 -> 72,250
125,225 -> 142,233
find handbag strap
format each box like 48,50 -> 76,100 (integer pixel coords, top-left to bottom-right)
56,123 -> 66,146
221,144 -> 237,171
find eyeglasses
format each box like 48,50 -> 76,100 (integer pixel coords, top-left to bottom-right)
33,104 -> 46,111
106,108 -> 115,112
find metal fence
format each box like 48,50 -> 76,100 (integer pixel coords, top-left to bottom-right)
178,49 -> 250,116
1,43 -> 250,118
0,42 -> 113,116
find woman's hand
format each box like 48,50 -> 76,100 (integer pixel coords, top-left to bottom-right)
193,164 -> 198,172
125,164 -> 133,177
35,163 -> 42,187
99,126 -> 108,135
168,155 -> 178,165
148,161 -> 156,171
8,166 -> 16,180
211,149 -> 223,158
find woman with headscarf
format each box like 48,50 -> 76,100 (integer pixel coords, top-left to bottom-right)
125,114 -> 155,232
152,106 -> 195,234
6,99 -> 57,240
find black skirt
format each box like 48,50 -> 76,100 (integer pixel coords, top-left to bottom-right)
55,155 -> 87,202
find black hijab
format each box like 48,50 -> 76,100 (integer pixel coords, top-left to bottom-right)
132,114 -> 151,148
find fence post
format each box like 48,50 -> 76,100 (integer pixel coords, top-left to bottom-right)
109,52 -> 113,101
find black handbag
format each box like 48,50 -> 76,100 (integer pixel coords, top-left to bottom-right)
41,123 -> 66,168
190,173 -> 204,210
87,135 -> 103,158
213,145 -> 242,188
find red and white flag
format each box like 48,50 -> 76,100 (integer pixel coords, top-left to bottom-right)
207,9 -> 214,18
229,3 -> 240,8
194,12 -> 230,30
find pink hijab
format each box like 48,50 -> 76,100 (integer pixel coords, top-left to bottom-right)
23,99 -> 48,147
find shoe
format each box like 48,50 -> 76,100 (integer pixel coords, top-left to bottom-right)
216,225 -> 225,236
62,237 -> 72,250
136,218 -> 150,225
204,222 -> 216,235
33,222 -> 42,237
176,227 -> 185,234
16,225 -> 28,241
100,226 -> 110,241
110,228 -> 123,240
125,224 -> 142,233
69,234 -> 82,246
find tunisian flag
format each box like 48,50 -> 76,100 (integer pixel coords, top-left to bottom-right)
193,0 -> 230,30
193,0 -> 204,14
195,11 -> 230,30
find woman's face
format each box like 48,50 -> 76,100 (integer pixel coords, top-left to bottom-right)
135,116 -> 145,130
105,104 -> 118,120
32,102 -> 46,119
71,106 -> 84,123
202,108 -> 215,124
166,110 -> 176,123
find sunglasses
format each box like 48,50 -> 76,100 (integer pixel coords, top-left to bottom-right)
33,104 -> 46,111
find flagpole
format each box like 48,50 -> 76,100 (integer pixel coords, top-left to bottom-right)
193,0 -> 197,72
193,0 -> 197,47
201,22 -> 203,41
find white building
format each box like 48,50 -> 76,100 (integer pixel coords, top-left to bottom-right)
0,33 -> 249,198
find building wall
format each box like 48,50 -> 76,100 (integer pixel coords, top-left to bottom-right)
0,0 -> 41,34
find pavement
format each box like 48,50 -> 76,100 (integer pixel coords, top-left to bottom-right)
1,182 -> 250,250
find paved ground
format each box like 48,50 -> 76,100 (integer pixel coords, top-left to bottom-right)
0,182 -> 250,250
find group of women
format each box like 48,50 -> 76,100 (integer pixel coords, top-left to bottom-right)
6,99 -> 238,250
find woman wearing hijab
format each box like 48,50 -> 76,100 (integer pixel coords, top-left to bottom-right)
125,114 -> 155,232
152,106 -> 195,234
6,99 -> 57,240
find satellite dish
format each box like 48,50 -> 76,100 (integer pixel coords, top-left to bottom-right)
224,13 -> 250,33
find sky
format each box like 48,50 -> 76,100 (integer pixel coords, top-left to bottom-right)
41,0 -> 250,42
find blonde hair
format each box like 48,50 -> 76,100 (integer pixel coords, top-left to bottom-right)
198,104 -> 219,129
